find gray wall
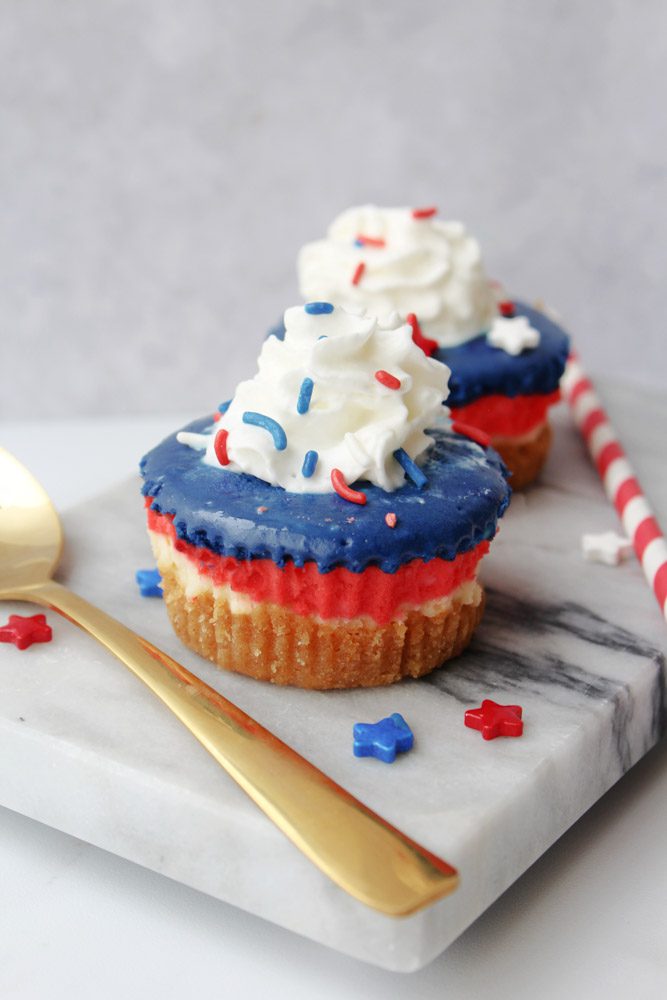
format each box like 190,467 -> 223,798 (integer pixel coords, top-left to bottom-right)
2,0 -> 665,419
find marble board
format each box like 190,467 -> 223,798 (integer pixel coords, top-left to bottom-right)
0,404 -> 665,972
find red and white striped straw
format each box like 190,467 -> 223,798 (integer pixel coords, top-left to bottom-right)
561,353 -> 667,622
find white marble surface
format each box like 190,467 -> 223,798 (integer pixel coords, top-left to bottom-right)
2,1 -> 667,423
1,392 -> 666,985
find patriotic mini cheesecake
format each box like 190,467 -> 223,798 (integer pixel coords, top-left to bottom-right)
140,305 -> 510,689
297,205 -> 570,489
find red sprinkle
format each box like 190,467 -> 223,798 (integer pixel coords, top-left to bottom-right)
465,700 -> 523,740
351,262 -> 366,285
385,512 -> 397,528
257,506 -> 268,514
499,300 -> 515,317
406,312 -> 438,357
375,370 -> 401,390
213,411 -> 221,422
451,420 -> 492,448
412,206 -> 437,219
356,234 -> 386,247
214,428 -> 230,465
331,469 -> 367,505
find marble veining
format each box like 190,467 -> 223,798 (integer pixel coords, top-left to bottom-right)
0,406 -> 665,971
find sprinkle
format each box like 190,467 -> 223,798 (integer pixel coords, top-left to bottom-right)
331,469 -> 367,505
0,613 -> 53,650
451,421 -> 491,448
355,234 -> 386,248
257,506 -> 268,514
214,399 -> 232,421
135,569 -> 163,598
393,448 -> 428,489
302,450 -> 319,478
406,312 -> 438,357
346,516 -> 356,524
374,370 -> 401,390
214,428 -> 230,465
351,262 -> 365,285
243,411 -> 287,450
385,512 -> 397,528
317,335 -> 328,340
304,302 -> 334,315
581,530 -> 632,566
499,300 -> 515,317
412,206 -> 437,219
297,377 -> 314,414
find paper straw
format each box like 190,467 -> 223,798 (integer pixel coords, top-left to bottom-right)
561,353 -> 667,622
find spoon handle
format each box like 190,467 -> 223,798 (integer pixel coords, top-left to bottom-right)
8,579 -> 458,916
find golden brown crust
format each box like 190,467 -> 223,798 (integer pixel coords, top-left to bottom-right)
159,565 -> 485,689
491,420 -> 552,491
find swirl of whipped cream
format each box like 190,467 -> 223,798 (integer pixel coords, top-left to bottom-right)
297,205 -> 498,348
178,304 -> 450,494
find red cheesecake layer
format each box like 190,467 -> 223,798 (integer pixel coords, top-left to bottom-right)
450,389 -> 560,438
147,505 -> 489,626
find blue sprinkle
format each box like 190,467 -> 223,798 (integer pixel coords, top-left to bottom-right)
304,301 -> 334,315
393,448 -> 428,489
353,714 -> 414,764
353,239 -> 363,247
243,411 -> 287,451
218,400 -> 231,414
317,335 -> 328,341
302,450 -> 319,478
136,568 -> 163,598
296,377 -> 314,414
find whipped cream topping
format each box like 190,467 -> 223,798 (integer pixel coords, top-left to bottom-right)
297,205 -> 498,347
178,304 -> 450,494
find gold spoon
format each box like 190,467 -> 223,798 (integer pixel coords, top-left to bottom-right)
0,447 -> 458,916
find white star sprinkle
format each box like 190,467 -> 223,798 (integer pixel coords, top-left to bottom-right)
487,315 -> 541,355
581,531 -> 633,566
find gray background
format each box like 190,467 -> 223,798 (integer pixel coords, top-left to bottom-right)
2,0 -> 665,420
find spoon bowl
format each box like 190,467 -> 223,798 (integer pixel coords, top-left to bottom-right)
0,448 -> 62,588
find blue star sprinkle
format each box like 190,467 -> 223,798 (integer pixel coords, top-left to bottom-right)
353,713 -> 414,764
136,568 -> 163,598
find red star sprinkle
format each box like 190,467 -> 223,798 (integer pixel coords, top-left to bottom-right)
464,699 -> 523,740
0,614 -> 53,651
385,512 -> 397,528
451,420 -> 492,449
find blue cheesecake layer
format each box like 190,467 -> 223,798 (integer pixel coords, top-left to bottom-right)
438,302 -> 570,408
267,301 -> 570,409
140,421 -> 510,574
